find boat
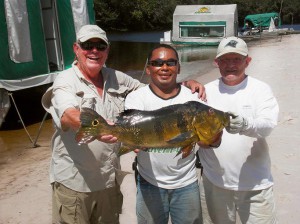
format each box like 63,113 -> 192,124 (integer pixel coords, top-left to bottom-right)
160,4 -> 238,46
0,0 -> 96,144
238,12 -> 290,41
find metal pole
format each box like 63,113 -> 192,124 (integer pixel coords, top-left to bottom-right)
32,112 -> 48,148
8,92 -> 34,144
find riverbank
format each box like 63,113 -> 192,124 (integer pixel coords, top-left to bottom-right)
1,34 -> 300,223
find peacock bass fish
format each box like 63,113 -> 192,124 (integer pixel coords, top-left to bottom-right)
75,101 -> 230,158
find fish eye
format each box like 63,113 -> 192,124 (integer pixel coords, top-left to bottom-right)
92,119 -> 99,126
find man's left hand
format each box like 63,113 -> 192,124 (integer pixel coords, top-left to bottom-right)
182,80 -> 206,102
226,112 -> 248,134
97,135 -> 118,143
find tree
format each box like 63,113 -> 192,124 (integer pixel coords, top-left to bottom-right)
93,0 -> 300,31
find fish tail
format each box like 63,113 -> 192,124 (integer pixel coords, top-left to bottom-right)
75,108 -> 110,144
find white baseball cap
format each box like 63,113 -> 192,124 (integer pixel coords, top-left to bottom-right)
76,25 -> 108,44
216,37 -> 248,58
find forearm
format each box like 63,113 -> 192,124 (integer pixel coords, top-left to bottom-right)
241,117 -> 277,138
242,98 -> 278,138
61,108 -> 81,131
182,80 -> 206,101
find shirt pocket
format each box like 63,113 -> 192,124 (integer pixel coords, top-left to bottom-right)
106,87 -> 130,115
76,91 -> 97,111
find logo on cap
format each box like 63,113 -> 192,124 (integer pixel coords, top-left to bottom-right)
225,40 -> 238,48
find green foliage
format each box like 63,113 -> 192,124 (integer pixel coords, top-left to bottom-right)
93,0 -> 300,31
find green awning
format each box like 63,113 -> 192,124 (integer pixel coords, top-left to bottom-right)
243,12 -> 281,29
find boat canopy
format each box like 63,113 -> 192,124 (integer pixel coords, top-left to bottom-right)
0,0 -> 95,91
243,12 -> 281,30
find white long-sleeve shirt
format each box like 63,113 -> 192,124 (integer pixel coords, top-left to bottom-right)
198,76 -> 279,191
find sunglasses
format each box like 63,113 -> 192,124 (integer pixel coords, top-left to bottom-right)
148,59 -> 178,67
79,41 -> 108,51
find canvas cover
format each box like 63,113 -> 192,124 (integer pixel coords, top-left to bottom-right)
0,0 -> 95,91
0,0 -> 48,83
243,12 -> 281,29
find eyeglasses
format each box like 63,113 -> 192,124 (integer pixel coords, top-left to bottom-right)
78,41 -> 108,51
148,59 -> 178,67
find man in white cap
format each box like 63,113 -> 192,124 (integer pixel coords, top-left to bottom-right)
198,37 -> 279,224
42,24 -> 206,223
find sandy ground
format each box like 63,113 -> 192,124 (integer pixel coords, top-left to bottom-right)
0,34 -> 299,223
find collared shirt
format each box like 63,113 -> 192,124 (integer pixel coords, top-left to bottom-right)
42,62 -> 144,192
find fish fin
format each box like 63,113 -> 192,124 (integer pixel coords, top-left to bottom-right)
119,109 -> 140,116
75,129 -> 97,145
181,144 -> 195,159
118,144 -> 134,157
174,144 -> 195,159
166,131 -> 195,144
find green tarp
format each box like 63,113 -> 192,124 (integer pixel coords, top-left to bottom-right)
0,0 -> 95,91
243,12 -> 281,29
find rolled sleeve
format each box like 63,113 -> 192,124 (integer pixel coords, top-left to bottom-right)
52,86 -> 79,120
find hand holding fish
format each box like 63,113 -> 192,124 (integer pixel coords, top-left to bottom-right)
96,120 -> 118,143
97,134 -> 118,143
61,108 -> 81,131
226,112 -> 248,134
